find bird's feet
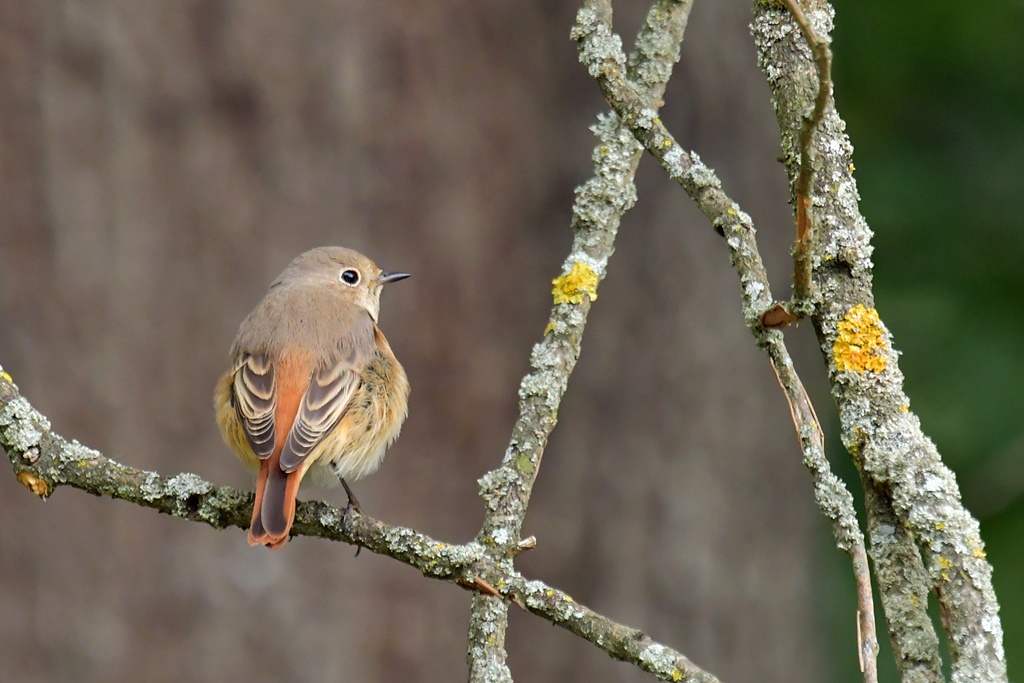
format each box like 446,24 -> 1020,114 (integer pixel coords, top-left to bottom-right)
340,477 -> 362,516
340,477 -> 363,557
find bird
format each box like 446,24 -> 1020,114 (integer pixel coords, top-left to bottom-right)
214,247 -> 410,549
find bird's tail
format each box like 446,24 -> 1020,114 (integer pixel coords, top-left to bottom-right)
248,457 -> 302,549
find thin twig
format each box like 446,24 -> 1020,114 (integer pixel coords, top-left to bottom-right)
781,0 -> 832,303
766,347 -> 878,683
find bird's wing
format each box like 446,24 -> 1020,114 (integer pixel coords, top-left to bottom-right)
278,350 -> 363,473
232,353 -> 277,459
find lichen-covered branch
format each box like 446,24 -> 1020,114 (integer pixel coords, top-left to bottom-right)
0,367 -> 719,683
752,3 -> 1006,682
476,0 -> 694,552
574,3 -> 880,681
469,1 -> 695,679
767,345 -> 878,683
862,477 -> 944,682
0,370 -> 474,565
467,594 -> 512,683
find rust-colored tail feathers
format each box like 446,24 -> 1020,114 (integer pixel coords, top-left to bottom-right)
249,456 -> 304,549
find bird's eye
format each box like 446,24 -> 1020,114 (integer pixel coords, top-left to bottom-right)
340,269 -> 360,286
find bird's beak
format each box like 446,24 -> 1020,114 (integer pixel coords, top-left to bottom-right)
377,271 -> 411,285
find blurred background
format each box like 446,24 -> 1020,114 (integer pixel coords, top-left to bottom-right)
0,1 -> 1018,682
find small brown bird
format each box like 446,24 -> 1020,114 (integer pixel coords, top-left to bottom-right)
215,247 -> 410,549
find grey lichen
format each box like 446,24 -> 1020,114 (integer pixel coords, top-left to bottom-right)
165,472 -> 214,497
139,472 -> 164,502
0,395 -> 49,452
562,251 -> 610,279
60,439 -> 105,466
570,7 -> 625,80
638,644 -> 678,673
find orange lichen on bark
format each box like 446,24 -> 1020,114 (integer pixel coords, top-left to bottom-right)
551,262 -> 599,305
833,304 -> 888,374
17,471 -> 50,498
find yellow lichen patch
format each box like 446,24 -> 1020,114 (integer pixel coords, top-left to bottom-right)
17,471 -> 50,498
833,304 -> 888,374
543,321 -> 556,336
552,262 -> 599,305
973,547 -> 987,559
934,521 -> 945,530
672,669 -> 683,682
937,555 -> 953,580
0,370 -> 12,382
899,405 -> 909,412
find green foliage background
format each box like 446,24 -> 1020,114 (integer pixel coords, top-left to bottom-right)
827,1 -> 1024,679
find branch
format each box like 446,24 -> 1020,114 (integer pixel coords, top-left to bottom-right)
573,3 -> 879,681
751,4 -> 1006,682
470,1 -> 696,679
1,364 -> 718,682
0,371 -> 467,558
476,0 -> 694,552
781,0 -> 832,303
467,593 -> 512,683
767,346 -> 878,683
861,477 -> 943,682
